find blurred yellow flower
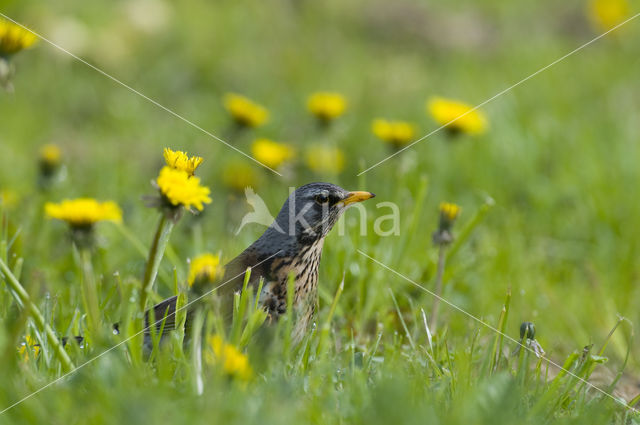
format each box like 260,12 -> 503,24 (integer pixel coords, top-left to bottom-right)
156,166 -> 212,211
589,0 -> 629,31
223,93 -> 269,128
372,119 -> 416,148
18,335 -> 40,361
307,92 -> 347,122
45,198 -> 123,227
0,20 -> 38,57
251,138 -> 295,170
188,253 -> 223,287
207,335 -> 253,381
435,201 -> 461,245
39,144 -> 62,166
305,145 -> 345,174
222,160 -> 259,192
38,144 -> 64,189
0,189 -> 18,208
439,202 -> 461,222
163,147 -> 203,176
427,97 -> 487,135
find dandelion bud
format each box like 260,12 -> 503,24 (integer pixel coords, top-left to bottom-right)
432,202 -> 461,246
520,321 -> 536,340
38,144 -> 63,189
513,321 -> 545,358
0,19 -> 38,91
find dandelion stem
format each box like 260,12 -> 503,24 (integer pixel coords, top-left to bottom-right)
0,257 -> 75,372
430,244 -> 447,333
139,214 -> 175,312
79,248 -> 101,339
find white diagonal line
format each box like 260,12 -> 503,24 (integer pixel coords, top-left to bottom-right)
0,250 -> 281,415
357,249 -> 637,412
0,13 -> 282,177
358,12 -> 640,176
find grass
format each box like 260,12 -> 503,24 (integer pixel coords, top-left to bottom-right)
1,0 -> 640,423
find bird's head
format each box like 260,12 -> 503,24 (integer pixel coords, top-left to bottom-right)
272,182 -> 375,244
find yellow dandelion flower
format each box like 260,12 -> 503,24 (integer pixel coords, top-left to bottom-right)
39,144 -> 62,166
434,201 -> 461,245
439,202 -> 461,222
222,160 -> 259,193
588,0 -> 629,31
188,253 -> 223,287
307,92 -> 347,122
427,97 -> 487,136
207,335 -> 253,381
251,138 -> 295,170
18,335 -> 40,361
156,166 -> 212,211
163,147 -> 203,176
223,93 -> 269,128
372,119 -> 416,148
45,198 -> 123,227
0,20 -> 38,57
305,144 -> 345,174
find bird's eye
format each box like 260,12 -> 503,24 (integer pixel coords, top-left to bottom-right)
314,193 -> 329,204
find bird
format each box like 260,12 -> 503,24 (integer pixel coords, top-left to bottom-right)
145,182 -> 375,343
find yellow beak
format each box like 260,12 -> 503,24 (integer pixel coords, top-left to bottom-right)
342,191 -> 376,206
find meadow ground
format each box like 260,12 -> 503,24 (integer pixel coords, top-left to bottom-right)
1,0 -> 640,423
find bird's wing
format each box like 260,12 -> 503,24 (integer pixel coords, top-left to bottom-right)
142,246 -> 276,336
222,249 -> 261,291
144,295 -> 189,335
